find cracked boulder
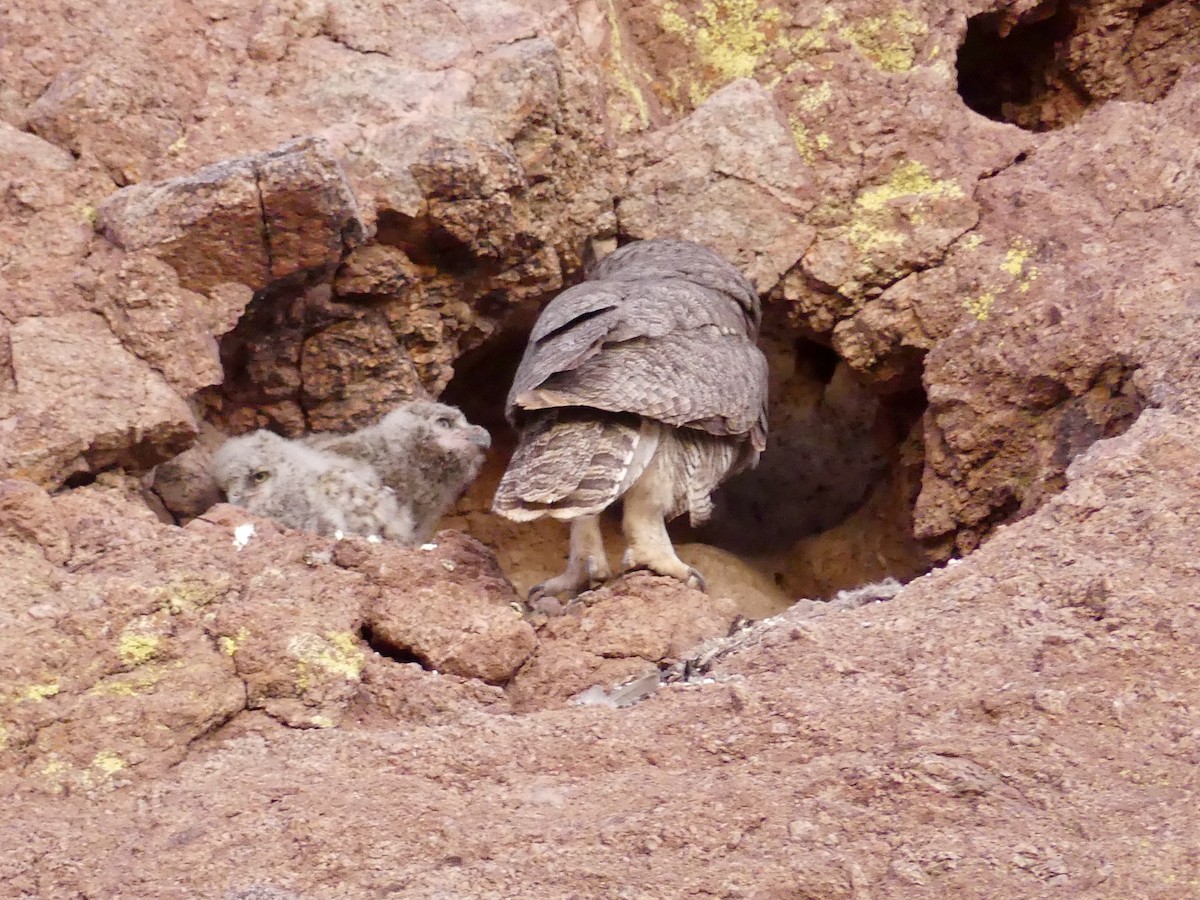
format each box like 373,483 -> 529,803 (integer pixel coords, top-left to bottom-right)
842,77 -> 1200,554
507,573 -> 740,711
97,136 -> 363,294
621,78 -> 816,294
0,482 -> 533,792
0,313 -> 198,489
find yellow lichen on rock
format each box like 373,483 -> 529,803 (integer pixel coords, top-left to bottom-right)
839,8 -> 928,73
796,79 -> 832,112
963,290 -> 997,321
89,665 -> 165,696
660,0 -> 829,104
1002,237 -> 1040,292
118,632 -> 161,666
155,575 -> 231,615
288,631 -> 365,692
856,160 -> 964,212
218,627 -> 251,657
22,681 -> 61,703
92,750 -> 127,776
41,756 -> 69,779
842,160 -> 963,254
603,0 -> 652,133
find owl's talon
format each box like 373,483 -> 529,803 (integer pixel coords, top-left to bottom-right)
619,552 -> 707,593
585,556 -> 613,585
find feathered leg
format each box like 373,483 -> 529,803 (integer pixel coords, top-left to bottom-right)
619,453 -> 705,591
529,514 -> 612,601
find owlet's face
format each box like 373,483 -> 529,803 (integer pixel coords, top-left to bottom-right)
394,401 -> 492,462
211,431 -> 288,507
428,403 -> 492,460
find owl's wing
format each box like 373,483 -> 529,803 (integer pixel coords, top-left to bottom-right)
492,410 -> 661,521
588,239 -> 760,324
518,328 -> 768,449
508,279 -> 762,438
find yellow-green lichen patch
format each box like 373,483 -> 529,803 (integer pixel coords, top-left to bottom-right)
41,756 -> 70,779
92,750 -> 127,776
839,9 -> 928,73
118,632 -> 162,666
856,160 -> 964,212
288,632 -> 365,693
845,160 -> 964,253
79,204 -> 98,227
670,0 -> 781,83
218,627 -> 251,657
89,666 -> 163,697
659,0 -> 831,105
604,0 -> 651,132
154,574 -> 231,615
959,233 -> 984,252
789,116 -> 816,163
795,79 -> 832,112
963,290 -> 997,321
22,681 -> 61,703
1001,237 -> 1040,291
310,715 -> 335,729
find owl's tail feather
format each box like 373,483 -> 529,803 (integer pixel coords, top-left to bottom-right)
492,410 -> 652,522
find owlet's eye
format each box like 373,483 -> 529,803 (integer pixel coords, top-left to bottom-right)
435,416 -> 453,428
252,470 -> 271,484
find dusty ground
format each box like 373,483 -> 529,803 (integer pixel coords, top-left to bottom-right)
2,0 -> 1200,896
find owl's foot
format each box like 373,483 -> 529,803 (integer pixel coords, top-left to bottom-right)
528,515 -> 612,607
528,556 -> 611,603
620,549 -> 706,592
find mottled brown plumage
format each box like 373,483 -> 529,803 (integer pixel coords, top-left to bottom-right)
493,238 -> 769,599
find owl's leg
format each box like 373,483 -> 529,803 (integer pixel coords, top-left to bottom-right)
619,462 -> 705,591
528,515 -> 612,601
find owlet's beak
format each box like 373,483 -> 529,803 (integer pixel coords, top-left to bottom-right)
468,425 -> 492,450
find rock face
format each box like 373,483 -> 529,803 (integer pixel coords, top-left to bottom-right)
2,0 -> 1200,895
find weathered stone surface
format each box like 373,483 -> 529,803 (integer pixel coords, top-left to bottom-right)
0,123 -> 113,320
148,442 -> 223,523
0,313 -> 197,488
344,532 -> 537,684
841,76 -> 1200,554
86,249 -> 226,395
621,78 -> 815,293
508,573 -> 739,709
97,137 -> 362,294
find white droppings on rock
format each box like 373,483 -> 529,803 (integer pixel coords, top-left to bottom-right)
232,523 -> 255,551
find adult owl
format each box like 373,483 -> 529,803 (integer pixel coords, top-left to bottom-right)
492,238 -> 769,599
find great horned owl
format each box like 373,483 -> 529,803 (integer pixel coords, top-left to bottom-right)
492,238 -> 769,599
212,430 -> 415,542
306,400 -> 491,542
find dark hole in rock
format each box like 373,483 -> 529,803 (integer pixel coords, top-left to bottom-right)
62,471 -> 97,489
359,623 -> 431,669
956,0 -> 1197,131
375,210 -> 478,273
957,2 -> 1085,131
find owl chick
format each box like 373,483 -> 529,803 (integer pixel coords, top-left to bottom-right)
211,430 -> 416,542
306,400 -> 491,542
492,238 -> 769,600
